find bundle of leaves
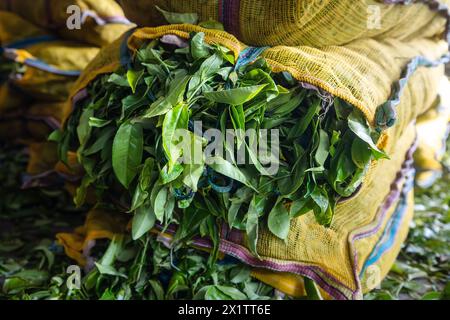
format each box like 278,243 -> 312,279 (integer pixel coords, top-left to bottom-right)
68,234 -> 278,300
0,142 -> 277,300
0,143 -> 84,299
56,32 -> 387,257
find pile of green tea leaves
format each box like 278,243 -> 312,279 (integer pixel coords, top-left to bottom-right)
0,142 -> 279,300
56,31 -> 386,257
60,234 -> 279,300
0,143 -> 83,299
1,139 -> 447,300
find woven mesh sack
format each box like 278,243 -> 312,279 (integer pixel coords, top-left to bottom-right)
0,11 -> 99,102
118,0 -> 450,47
56,25 -> 447,299
414,77 -> 450,187
0,0 -> 133,47
0,102 -> 64,142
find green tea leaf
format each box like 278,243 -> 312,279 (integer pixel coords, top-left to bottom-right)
112,122 -> 144,188
207,157 -> 251,188
246,196 -> 262,257
288,99 -> 320,140
156,5 -> 198,25
88,117 -> 112,128
127,69 -> 145,94
205,285 -> 247,300
304,278 -> 323,300
84,126 -> 115,156
143,97 -> 172,119
74,175 -> 94,207
348,111 -> 388,160
77,108 -> 94,146
108,73 -> 129,87
310,187 -> 329,219
160,163 -> 184,185
132,202 -> 156,240
162,104 -> 189,172
154,187 -> 168,223
166,70 -> 190,106
95,263 -> 127,278
190,32 -> 210,60
204,85 -> 268,106
351,137 -> 372,169
198,21 -> 225,30
268,199 -> 291,241
315,129 -> 330,166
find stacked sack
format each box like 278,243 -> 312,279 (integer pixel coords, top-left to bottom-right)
414,76 -> 450,187
54,0 -> 449,299
0,1 -> 133,182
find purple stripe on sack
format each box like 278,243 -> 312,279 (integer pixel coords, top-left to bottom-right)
151,136 -> 418,299
21,170 -> 63,189
21,169 -> 81,189
72,89 -> 89,111
25,115 -> 61,130
219,0 -> 241,39
349,138 -> 417,299
353,140 -> 416,242
223,223 -> 244,244
155,222 -> 352,299
192,237 -> 350,300
160,35 -> 189,48
80,11 -> 131,26
38,0 -> 131,28
153,222 -> 349,298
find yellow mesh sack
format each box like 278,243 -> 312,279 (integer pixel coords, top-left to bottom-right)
56,209 -> 128,266
414,76 -> 450,187
119,0 -> 449,47
26,142 -> 59,176
0,11 -> 100,102
0,0 -> 133,47
63,25 -> 447,137
59,26 -> 446,299
0,102 -> 64,142
0,83 -> 29,114
251,183 -> 415,299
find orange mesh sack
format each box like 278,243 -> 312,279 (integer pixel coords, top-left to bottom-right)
0,0 -> 133,47
57,25 -> 447,299
119,0 -> 450,47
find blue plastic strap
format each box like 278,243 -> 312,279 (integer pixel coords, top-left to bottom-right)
234,46 -> 269,71
4,35 -> 59,49
359,168 -> 415,277
207,167 -> 234,193
376,53 -> 450,131
23,58 -> 81,77
120,28 -> 138,69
